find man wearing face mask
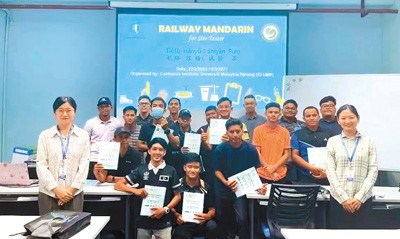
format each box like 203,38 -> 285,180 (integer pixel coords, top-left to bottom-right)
137,97 -> 180,166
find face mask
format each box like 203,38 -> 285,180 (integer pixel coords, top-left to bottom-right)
151,107 -> 164,119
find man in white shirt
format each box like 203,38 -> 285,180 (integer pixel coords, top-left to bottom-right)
84,97 -> 123,161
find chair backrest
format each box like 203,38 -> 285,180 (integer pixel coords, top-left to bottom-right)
267,184 -> 320,238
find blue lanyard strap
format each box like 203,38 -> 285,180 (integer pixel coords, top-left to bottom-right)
341,137 -> 360,163
60,130 -> 72,160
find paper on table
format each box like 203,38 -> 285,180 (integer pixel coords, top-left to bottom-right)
209,119 -> 227,145
98,142 -> 120,170
307,147 -> 327,170
228,167 -> 262,198
182,192 -> 204,223
183,133 -> 202,154
140,185 -> 166,216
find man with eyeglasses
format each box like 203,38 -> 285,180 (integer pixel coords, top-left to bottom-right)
279,99 -> 305,135
137,95 -> 153,126
319,96 -> 342,135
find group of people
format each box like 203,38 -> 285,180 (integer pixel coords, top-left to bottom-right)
35,93 -> 378,239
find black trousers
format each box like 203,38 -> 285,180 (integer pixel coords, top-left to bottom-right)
173,220 -> 218,239
329,196 -> 373,229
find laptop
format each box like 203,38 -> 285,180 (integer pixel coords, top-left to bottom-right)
0,163 -> 38,186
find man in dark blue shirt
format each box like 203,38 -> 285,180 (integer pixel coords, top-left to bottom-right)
172,153 -> 217,239
319,96 -> 342,135
292,106 -> 335,185
214,118 -> 265,239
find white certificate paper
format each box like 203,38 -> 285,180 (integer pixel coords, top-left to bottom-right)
228,167 -> 262,198
182,192 -> 205,224
183,133 -> 202,154
98,141 -> 120,170
209,119 -> 227,145
307,147 -> 327,169
140,185 -> 166,216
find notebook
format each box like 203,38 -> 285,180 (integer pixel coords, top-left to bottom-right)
0,163 -> 38,186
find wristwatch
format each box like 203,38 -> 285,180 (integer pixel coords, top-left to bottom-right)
164,128 -> 171,135
164,206 -> 170,214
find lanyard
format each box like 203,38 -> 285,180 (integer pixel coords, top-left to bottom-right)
58,127 -> 72,181
341,137 -> 360,163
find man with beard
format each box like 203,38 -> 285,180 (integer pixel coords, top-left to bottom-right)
319,95 -> 342,135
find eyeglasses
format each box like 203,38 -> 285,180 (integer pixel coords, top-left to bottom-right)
139,102 -> 150,105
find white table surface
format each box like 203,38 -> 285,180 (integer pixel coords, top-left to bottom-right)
0,215 -> 110,239
247,185 -> 400,203
281,228 -> 400,239
0,180 -> 130,196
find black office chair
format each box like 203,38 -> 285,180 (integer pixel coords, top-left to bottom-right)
263,184 -> 320,239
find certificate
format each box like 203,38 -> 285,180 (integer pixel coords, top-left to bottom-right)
307,147 -> 327,169
140,185 -> 166,216
209,119 -> 227,145
182,192 -> 205,224
228,167 -> 262,198
183,133 -> 201,154
98,141 -> 120,170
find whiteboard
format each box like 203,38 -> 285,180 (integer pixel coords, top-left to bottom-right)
284,74 -> 400,170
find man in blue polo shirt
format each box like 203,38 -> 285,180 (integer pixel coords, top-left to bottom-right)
115,138 -> 181,239
291,106 -> 335,185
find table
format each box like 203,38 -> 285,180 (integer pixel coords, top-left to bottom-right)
246,185 -> 400,239
0,215 -> 110,239
0,180 -> 131,239
281,228 -> 400,239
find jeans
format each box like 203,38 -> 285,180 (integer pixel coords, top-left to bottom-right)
216,196 -> 250,239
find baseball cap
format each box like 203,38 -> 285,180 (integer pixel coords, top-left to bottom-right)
114,127 -> 131,137
97,97 -> 112,106
179,109 -> 192,118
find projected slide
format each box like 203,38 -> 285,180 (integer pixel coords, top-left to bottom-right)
116,14 -> 287,113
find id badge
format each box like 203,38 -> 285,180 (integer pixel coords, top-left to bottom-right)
346,168 -> 355,182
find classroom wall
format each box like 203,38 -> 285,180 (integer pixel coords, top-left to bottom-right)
288,12 -> 384,75
382,0 -> 400,73
0,9 -> 116,161
0,5 -> 398,161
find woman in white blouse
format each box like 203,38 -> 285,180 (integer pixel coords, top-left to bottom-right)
326,104 -> 378,229
36,97 -> 90,214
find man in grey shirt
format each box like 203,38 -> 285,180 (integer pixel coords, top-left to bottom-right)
238,94 -> 266,142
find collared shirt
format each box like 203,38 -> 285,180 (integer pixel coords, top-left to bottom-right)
278,117 -> 305,135
239,114 -> 266,142
84,116 -> 123,161
175,177 -> 215,215
148,160 -> 166,174
136,114 -> 153,126
125,162 -> 180,229
319,117 -> 342,136
36,125 -> 90,198
291,126 -> 334,177
326,132 -> 378,204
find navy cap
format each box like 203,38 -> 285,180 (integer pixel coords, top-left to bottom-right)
97,97 -> 112,106
179,109 -> 192,118
114,127 -> 131,137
